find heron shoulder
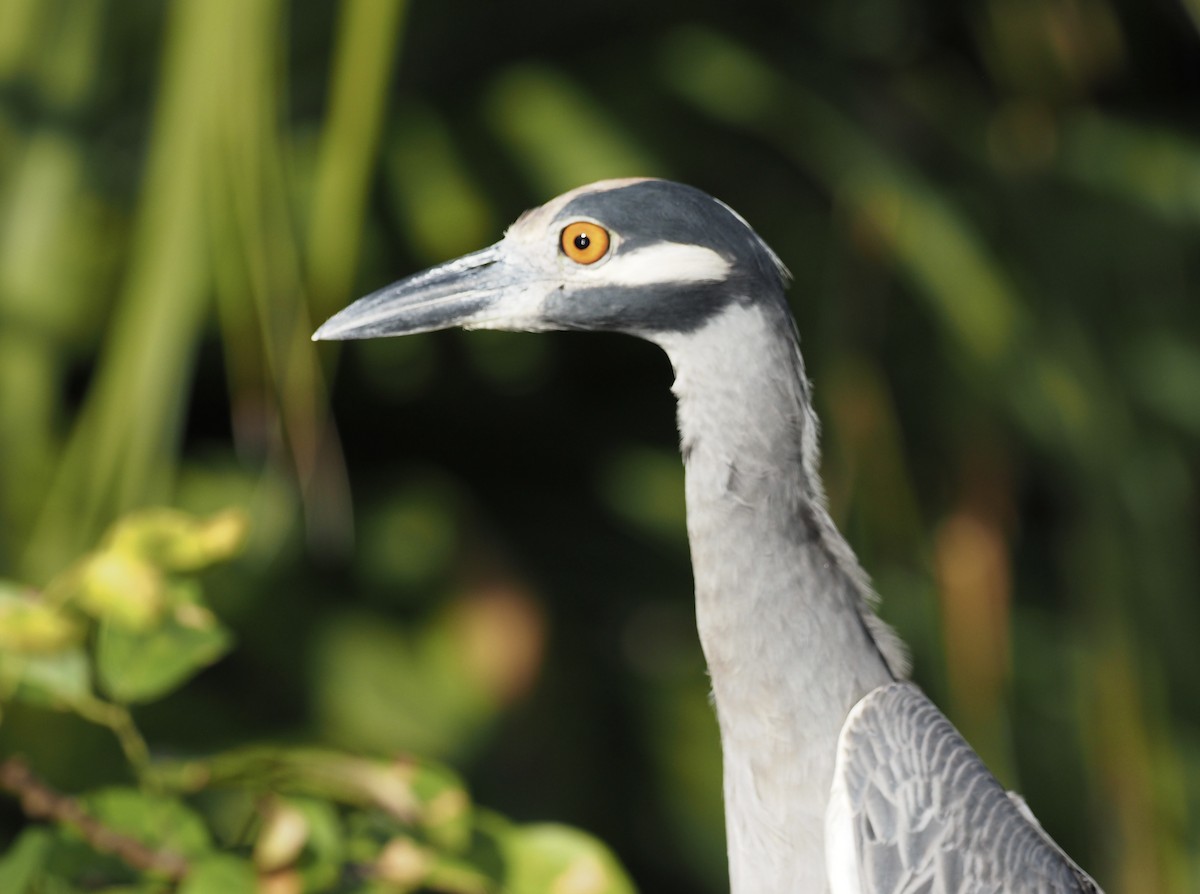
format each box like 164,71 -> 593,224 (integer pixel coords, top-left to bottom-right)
827,682 -> 1102,893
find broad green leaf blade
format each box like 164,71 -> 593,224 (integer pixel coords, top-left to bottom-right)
83,787 -> 213,858
503,824 -> 636,894
0,827 -> 54,893
95,607 -> 231,704
176,855 -> 256,894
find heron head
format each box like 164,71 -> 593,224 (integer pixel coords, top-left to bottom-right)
312,178 -> 790,344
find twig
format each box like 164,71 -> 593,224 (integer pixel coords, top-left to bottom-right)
72,697 -> 151,774
149,745 -> 425,822
0,756 -> 188,881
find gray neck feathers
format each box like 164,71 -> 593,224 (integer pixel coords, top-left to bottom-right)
652,297 -> 907,894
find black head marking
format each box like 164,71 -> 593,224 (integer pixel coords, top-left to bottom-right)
558,181 -> 788,289
543,180 -> 791,335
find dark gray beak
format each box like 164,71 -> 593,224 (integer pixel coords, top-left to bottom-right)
312,244 -> 507,341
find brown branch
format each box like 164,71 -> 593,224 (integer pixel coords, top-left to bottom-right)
0,756 -> 189,881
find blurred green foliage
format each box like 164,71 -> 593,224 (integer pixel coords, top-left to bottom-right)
0,1 -> 1197,892
0,509 -> 632,892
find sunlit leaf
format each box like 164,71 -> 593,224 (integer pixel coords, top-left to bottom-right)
70,550 -> 166,630
106,509 -> 249,572
0,582 -> 81,652
407,763 -> 473,854
176,855 -> 256,894
95,600 -> 231,704
374,835 -> 430,889
253,799 -> 310,873
0,646 -> 91,708
502,823 -> 635,894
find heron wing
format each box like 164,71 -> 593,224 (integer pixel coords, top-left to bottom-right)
826,682 -> 1101,894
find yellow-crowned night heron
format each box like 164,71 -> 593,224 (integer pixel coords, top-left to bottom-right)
314,179 -> 1101,894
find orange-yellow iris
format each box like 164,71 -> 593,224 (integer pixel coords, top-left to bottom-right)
560,222 -> 611,264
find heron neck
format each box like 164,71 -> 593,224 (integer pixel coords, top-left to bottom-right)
654,300 -> 896,894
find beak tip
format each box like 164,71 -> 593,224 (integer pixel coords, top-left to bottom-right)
308,243 -> 506,344
312,318 -> 345,342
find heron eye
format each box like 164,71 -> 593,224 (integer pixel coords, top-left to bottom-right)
560,221 -> 610,264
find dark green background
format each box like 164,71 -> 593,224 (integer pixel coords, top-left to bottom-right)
1,1 -> 1198,891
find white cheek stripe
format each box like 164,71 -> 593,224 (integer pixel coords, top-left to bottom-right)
602,242 -> 731,287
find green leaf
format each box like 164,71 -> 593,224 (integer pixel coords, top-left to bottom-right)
0,827 -> 54,893
503,824 -> 636,894
422,846 -> 499,894
408,763 -> 472,853
288,798 -> 346,892
83,788 -> 213,858
0,583 -> 82,652
176,855 -> 256,894
107,509 -> 249,572
250,795 -> 347,893
253,800 -> 311,872
0,647 -> 92,708
70,550 -> 166,630
95,605 -> 231,703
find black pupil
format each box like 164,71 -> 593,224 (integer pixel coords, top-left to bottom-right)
573,232 -> 590,251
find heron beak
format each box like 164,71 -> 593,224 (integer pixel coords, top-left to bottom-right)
312,244 -> 508,341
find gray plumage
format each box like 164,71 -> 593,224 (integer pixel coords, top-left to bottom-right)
314,178 -> 1102,894
829,683 -> 1098,893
